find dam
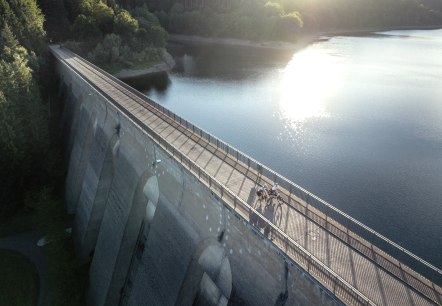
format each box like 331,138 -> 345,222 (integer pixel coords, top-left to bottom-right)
50,45 -> 442,306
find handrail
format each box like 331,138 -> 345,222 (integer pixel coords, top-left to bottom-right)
145,118 -> 376,306
61,46 -> 442,287
51,46 -> 442,304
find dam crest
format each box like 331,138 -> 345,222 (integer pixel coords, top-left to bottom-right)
51,46 -> 442,306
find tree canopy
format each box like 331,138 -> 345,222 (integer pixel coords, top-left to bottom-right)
63,0 -> 168,71
0,0 -> 45,51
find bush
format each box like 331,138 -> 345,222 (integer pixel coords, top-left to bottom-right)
114,9 -> 139,37
88,33 -> 122,64
72,14 -> 102,41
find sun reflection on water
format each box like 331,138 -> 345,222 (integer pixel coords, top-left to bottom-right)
279,47 -> 341,124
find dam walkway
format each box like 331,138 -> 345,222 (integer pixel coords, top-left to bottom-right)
51,46 -> 442,306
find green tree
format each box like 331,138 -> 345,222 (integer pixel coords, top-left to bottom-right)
0,0 -> 45,52
80,0 -> 115,33
114,9 -> 138,36
72,14 -> 102,40
88,33 -> 122,64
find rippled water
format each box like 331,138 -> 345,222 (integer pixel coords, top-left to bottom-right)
136,29 -> 442,268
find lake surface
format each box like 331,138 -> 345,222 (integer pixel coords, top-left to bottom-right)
135,29 -> 442,269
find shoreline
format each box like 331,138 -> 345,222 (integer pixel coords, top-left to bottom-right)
114,26 -> 441,79
113,35 -> 319,80
113,51 -> 176,80
114,62 -> 170,79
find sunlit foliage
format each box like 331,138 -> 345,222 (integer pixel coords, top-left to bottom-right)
68,0 -> 167,69
163,0 -> 303,41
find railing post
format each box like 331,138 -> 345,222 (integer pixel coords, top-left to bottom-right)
325,205 -> 331,231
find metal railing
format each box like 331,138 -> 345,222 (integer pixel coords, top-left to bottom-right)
51,46 -> 442,305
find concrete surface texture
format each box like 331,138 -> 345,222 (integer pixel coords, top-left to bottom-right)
57,54 -> 342,306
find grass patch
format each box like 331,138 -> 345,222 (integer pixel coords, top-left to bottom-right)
45,237 -> 89,306
0,250 -> 39,306
0,189 -> 69,239
0,212 -> 37,238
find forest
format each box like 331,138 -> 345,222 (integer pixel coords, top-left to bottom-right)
0,0 -> 50,215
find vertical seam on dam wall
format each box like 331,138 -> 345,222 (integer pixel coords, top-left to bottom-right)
77,133 -> 119,263
66,106 -> 97,213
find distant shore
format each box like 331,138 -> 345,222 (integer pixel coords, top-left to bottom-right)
168,34 -> 319,51
168,25 -> 442,51
170,26 -> 442,52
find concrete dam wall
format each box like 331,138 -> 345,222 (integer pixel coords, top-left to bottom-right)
56,54 -> 341,305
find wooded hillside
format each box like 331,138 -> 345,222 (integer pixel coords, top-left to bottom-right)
0,0 -> 51,215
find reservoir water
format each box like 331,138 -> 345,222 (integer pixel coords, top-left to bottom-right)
133,29 -> 442,269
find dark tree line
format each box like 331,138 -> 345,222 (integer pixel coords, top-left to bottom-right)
284,0 -> 442,32
137,0 -> 442,41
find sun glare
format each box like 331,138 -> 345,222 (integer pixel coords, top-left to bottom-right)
279,47 -> 341,122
